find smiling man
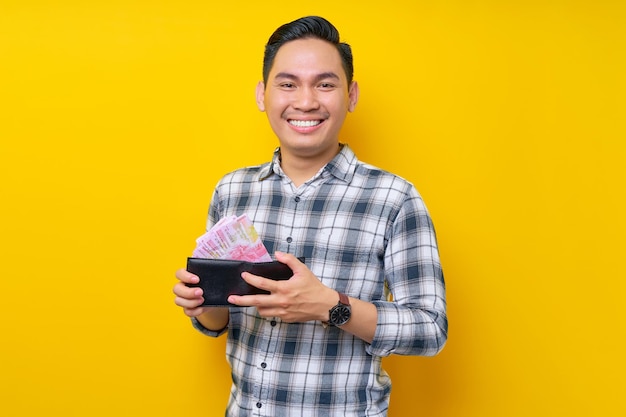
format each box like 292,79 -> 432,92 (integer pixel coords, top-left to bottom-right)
173,16 -> 447,417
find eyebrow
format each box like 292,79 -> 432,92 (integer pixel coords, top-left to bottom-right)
273,71 -> 341,83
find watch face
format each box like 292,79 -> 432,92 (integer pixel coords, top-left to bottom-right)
330,305 -> 351,326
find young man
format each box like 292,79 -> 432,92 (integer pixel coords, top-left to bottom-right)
173,16 -> 447,417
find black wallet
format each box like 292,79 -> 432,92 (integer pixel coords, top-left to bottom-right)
185,258 -> 300,306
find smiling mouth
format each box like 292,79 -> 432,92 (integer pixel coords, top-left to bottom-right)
288,119 -> 323,128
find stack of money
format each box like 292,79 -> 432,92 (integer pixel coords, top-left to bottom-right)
192,214 -> 272,262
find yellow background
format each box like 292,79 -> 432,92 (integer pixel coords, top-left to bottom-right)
1,1 -> 624,416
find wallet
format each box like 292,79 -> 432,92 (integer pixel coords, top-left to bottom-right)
185,258 -> 301,306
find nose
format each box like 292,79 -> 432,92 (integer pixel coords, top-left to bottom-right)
292,86 -> 320,111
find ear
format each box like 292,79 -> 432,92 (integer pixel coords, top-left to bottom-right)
255,81 -> 266,111
348,81 -> 359,112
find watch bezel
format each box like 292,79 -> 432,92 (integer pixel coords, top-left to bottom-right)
329,305 -> 351,326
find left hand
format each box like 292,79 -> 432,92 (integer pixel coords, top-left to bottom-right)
227,251 -> 337,323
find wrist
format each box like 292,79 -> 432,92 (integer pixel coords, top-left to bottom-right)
197,307 -> 229,331
319,288 -> 339,322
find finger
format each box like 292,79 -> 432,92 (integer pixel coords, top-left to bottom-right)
274,251 -> 305,273
240,271 -> 279,293
173,281 -> 203,298
175,268 -> 200,284
174,294 -> 204,309
182,306 -> 207,318
228,293 -> 266,307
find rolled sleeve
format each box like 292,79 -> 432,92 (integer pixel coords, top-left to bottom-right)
368,299 -> 447,357
191,317 -> 228,338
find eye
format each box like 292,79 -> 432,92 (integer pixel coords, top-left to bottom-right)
318,83 -> 336,90
279,82 -> 296,89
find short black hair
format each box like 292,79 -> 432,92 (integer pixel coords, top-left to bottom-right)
262,16 -> 354,86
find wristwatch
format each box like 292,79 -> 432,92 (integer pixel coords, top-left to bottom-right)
327,292 -> 351,326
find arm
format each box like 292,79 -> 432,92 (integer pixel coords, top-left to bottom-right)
336,295 -> 378,344
368,192 -> 448,357
228,190 -> 447,355
228,251 -> 379,343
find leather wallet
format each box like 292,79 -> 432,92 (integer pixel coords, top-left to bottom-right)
185,258 -> 301,306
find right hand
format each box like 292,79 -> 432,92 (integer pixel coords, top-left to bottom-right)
173,268 -> 209,318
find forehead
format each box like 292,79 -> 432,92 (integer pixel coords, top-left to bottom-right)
270,38 -> 346,81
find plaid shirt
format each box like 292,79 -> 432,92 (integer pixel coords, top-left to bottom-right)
192,144 -> 447,417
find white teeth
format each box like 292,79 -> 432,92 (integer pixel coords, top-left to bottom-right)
289,120 -> 321,127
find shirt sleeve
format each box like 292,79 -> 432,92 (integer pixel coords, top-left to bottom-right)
190,316 -> 228,338
367,188 -> 448,357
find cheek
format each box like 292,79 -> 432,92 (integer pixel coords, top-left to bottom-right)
265,97 -> 289,116
322,95 -> 349,113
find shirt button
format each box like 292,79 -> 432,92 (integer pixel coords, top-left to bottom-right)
261,362 -> 267,369
295,196 -> 300,202
270,320 -> 277,326
286,237 -> 293,243
256,402 -> 262,408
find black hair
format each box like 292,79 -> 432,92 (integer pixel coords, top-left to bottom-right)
262,16 -> 354,85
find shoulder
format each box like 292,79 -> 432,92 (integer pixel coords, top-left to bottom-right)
353,160 -> 418,196
350,160 -> 433,221
216,162 -> 272,188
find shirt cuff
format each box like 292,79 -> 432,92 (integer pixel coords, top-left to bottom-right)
191,316 -> 228,337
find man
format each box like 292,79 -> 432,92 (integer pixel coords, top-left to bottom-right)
173,16 -> 447,417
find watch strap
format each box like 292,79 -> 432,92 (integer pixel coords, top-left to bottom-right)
338,292 -> 350,306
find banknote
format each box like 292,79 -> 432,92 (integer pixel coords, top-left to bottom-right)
192,214 -> 272,262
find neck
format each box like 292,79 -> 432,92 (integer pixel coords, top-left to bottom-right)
280,144 -> 341,187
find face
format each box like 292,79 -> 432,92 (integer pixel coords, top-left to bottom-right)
256,38 -> 359,165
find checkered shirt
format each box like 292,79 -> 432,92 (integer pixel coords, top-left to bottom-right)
192,144 -> 447,417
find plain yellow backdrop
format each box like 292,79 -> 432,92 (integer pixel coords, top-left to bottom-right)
1,1 -> 624,416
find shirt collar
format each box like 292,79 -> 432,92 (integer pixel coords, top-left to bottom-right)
258,144 -> 357,183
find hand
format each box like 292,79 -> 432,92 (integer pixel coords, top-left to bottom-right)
173,268 -> 210,318
227,251 -> 337,323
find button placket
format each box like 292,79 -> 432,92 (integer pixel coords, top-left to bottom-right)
282,193 -> 301,248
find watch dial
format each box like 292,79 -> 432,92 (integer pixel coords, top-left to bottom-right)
331,306 -> 351,325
